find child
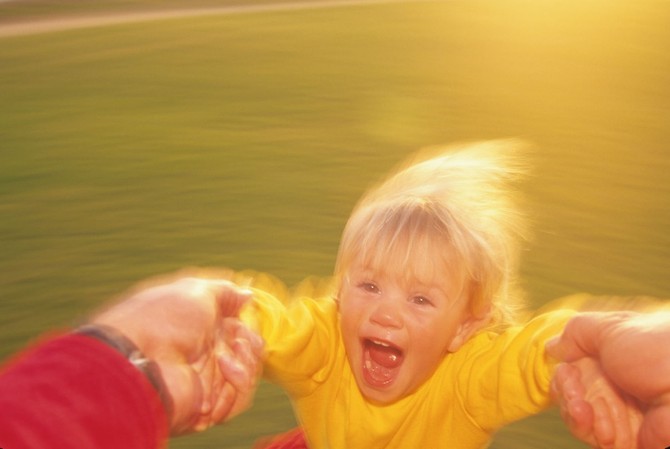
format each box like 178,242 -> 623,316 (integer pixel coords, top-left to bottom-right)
237,140 -> 632,448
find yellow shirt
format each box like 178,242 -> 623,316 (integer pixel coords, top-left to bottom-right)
243,279 -> 573,449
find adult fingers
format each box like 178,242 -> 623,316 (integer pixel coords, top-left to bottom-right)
597,387 -> 637,449
587,383 -> 634,449
545,313 -> 606,363
192,380 -> 237,431
546,312 -> 634,363
164,364 -> 205,435
208,382 -> 238,426
573,357 -> 636,449
625,396 -> 643,449
638,403 -> 670,449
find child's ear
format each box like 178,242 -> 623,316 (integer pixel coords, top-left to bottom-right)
448,307 -> 491,352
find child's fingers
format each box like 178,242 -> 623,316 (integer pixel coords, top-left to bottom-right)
214,352 -> 258,422
224,319 -> 264,383
221,317 -> 264,359
232,337 -> 261,386
571,400 -> 601,446
568,399 -> 596,440
218,351 -> 252,392
552,363 -> 598,444
553,363 -> 585,403
592,396 -> 616,449
231,319 -> 265,359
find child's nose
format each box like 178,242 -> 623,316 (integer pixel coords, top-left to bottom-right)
370,298 -> 403,329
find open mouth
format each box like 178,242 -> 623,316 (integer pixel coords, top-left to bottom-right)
362,338 -> 404,387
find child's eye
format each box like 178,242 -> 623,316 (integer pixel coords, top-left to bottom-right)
411,296 -> 433,307
359,282 -> 380,294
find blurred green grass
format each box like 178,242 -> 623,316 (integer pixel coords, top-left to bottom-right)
1,1 -> 669,448
0,0 -> 308,23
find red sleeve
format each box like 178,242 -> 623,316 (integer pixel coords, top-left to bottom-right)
0,333 -> 169,449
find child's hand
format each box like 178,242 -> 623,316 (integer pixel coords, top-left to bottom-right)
551,358 -> 643,449
217,316 -> 265,424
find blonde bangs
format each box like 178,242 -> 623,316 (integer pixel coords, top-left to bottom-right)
337,200 -> 468,293
335,140 -> 531,328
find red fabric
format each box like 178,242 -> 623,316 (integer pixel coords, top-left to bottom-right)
254,427 -> 309,449
0,333 -> 168,449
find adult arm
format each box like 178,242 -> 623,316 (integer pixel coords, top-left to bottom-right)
91,275 -> 263,433
0,333 -> 168,449
0,274 -> 264,449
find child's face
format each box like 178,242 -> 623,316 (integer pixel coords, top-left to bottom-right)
339,259 -> 475,404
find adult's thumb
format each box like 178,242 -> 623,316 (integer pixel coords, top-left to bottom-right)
211,280 -> 253,317
545,313 -> 605,362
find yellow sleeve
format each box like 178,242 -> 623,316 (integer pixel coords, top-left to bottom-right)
240,274 -> 340,398
453,309 -> 575,432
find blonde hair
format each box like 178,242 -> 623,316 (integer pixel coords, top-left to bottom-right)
335,140 -> 531,329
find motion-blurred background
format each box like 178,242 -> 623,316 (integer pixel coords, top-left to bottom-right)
1,0 -> 669,447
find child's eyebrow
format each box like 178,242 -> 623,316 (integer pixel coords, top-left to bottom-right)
408,282 -> 446,297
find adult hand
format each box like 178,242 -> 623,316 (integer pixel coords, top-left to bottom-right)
551,357 -> 643,449
92,274 -> 264,435
547,311 -> 670,449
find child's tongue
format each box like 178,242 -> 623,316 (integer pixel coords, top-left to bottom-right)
368,342 -> 402,368
363,340 -> 403,386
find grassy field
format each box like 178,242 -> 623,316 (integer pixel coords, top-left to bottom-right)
0,0 -> 309,23
1,0 -> 669,448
